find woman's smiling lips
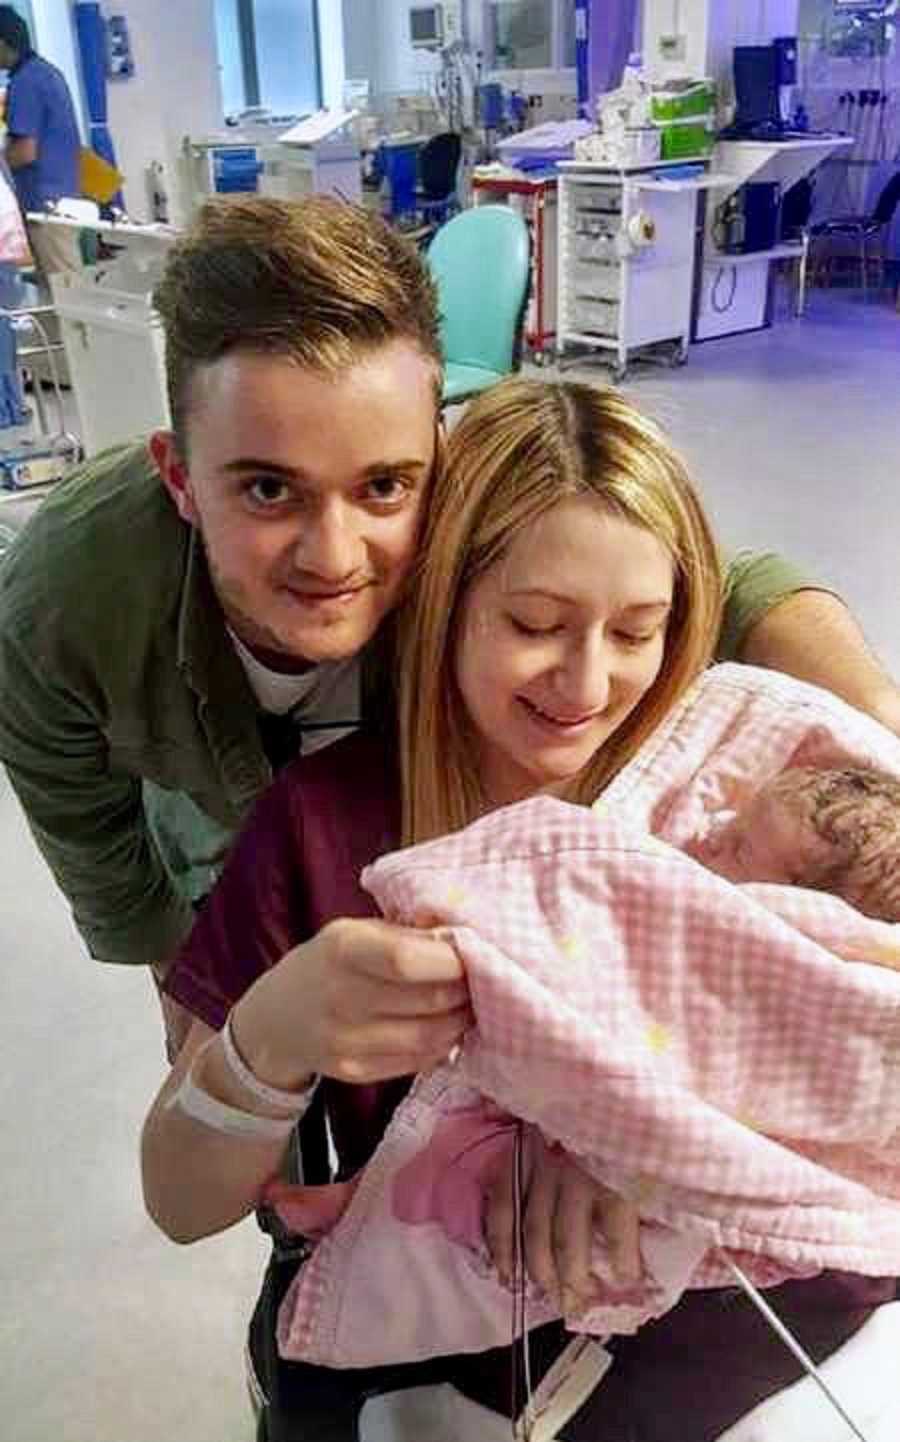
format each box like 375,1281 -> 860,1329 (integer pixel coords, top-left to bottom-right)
518,696 -> 603,732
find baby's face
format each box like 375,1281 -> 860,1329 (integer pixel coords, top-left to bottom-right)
711,787 -> 834,887
701,768 -> 899,923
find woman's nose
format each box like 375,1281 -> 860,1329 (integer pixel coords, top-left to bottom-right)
557,639 -> 611,713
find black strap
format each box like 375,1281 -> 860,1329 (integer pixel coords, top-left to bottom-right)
257,711 -> 363,772
256,709 -> 303,772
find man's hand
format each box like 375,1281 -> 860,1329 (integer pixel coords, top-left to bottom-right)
483,1130 -> 641,1314
233,917 -> 472,1091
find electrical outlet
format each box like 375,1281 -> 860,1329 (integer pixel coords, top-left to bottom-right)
659,33 -> 687,61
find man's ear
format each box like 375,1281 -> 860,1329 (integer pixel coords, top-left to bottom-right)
150,431 -> 199,525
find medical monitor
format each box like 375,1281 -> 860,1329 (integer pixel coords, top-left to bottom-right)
733,46 -> 780,131
409,5 -> 444,48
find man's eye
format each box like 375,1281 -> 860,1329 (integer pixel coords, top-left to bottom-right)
366,474 -> 408,502
248,477 -> 290,506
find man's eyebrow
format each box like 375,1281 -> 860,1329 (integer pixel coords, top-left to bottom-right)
220,457 -> 432,478
221,458 -> 302,477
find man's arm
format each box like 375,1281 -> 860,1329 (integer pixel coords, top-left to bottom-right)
5,135 -> 37,170
0,620 -> 194,965
738,590 -> 900,737
5,72 -> 40,172
720,551 -> 900,737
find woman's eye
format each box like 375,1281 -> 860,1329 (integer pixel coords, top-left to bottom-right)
510,617 -> 559,637
248,477 -> 290,506
615,631 -> 655,648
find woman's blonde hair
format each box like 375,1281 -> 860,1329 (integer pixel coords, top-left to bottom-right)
398,377 -> 723,844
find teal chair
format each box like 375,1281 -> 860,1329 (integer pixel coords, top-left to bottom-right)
426,205 -> 531,406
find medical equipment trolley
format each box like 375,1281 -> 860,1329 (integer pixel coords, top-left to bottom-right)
556,158 -> 726,380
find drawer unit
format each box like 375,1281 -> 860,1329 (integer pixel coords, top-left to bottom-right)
571,297 -> 620,335
572,260 -> 620,300
557,161 -> 710,380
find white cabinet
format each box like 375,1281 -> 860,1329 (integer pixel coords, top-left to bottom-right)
556,161 -> 713,380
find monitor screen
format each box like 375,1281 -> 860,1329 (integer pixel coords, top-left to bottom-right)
733,46 -> 780,128
410,6 -> 442,45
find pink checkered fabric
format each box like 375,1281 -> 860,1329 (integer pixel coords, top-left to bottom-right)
276,665 -> 900,1367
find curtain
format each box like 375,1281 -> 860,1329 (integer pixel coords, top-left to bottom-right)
589,0 -> 639,102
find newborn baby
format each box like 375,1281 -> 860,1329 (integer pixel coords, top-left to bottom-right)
705,766 -> 900,924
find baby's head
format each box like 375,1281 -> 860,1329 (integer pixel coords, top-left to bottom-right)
727,766 -> 900,923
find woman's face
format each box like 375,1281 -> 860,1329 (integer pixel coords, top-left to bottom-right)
454,496 -> 675,807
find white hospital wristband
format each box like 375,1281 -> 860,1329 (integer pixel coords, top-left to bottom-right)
222,1009 -> 318,1116
166,1061 -> 298,1141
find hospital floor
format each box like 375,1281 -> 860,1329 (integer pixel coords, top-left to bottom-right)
1,287 -> 898,1442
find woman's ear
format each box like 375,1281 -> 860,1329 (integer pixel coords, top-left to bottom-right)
150,431 -> 199,525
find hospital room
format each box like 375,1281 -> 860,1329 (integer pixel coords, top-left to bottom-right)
1,1 -> 899,1439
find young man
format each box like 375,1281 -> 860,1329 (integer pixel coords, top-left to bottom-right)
0,6 -> 82,281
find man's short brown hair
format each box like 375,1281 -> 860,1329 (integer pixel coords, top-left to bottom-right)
153,195 -> 443,451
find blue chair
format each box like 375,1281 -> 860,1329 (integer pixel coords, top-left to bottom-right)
426,205 -> 531,406
376,140 -> 421,222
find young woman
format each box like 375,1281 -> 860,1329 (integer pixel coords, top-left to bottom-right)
142,380 -> 895,1442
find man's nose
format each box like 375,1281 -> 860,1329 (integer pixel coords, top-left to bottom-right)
292,500 -> 363,581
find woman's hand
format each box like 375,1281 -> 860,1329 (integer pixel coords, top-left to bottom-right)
234,917 -> 473,1091
483,1129 -> 641,1314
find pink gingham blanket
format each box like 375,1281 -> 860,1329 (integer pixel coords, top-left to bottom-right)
274,664 -> 900,1367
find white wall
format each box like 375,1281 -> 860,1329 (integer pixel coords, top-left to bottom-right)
341,0 -> 379,83
643,0 -> 799,89
642,0 -> 709,80
342,0 -> 447,95
103,0 -> 224,223
797,0 -> 900,226
381,0 -> 442,95
31,0 -> 86,134
707,0 -> 799,98
318,0 -> 346,108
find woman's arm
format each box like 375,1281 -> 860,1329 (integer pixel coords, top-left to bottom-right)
142,917 -> 470,1244
141,739 -> 471,1246
141,1018 -> 297,1244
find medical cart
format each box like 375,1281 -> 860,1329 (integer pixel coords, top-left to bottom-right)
556,159 -> 726,380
